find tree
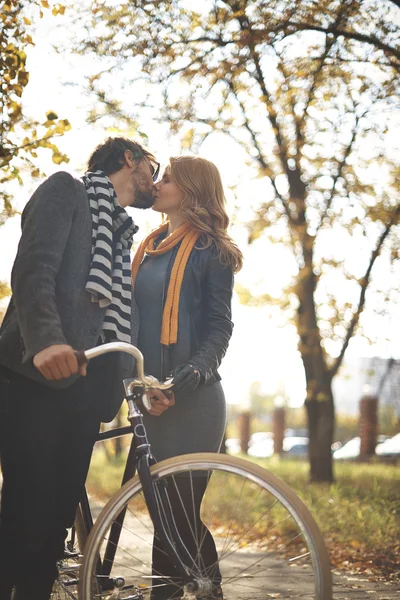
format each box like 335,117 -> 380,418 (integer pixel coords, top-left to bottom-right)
0,0 -> 71,225
72,0 -> 400,482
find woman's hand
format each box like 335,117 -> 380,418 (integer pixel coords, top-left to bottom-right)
171,363 -> 201,394
146,388 -> 175,416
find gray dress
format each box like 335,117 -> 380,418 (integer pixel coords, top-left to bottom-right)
135,251 -> 226,461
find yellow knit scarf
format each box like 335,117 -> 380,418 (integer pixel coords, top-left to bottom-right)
131,222 -> 200,346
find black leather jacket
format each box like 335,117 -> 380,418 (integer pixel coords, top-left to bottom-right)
160,241 -> 234,385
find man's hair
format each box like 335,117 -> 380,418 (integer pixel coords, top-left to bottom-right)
87,137 -> 157,175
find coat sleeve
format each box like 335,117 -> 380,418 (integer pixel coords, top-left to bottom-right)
11,172 -> 79,362
189,250 -> 234,383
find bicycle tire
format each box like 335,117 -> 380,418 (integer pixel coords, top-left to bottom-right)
79,453 -> 332,599
51,505 -> 87,600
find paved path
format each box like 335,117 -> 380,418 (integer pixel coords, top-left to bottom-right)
331,572 -> 400,600
1,477 -> 398,598
94,502 -> 400,599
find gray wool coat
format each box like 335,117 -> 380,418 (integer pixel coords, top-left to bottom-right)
0,171 -> 139,422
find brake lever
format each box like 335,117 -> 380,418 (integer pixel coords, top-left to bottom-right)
123,376 -> 174,411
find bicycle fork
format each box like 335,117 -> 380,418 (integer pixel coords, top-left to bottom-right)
127,391 -> 210,597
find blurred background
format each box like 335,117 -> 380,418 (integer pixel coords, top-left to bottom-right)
1,0 -> 400,485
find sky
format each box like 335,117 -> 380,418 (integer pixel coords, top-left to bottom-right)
1,2 -> 399,410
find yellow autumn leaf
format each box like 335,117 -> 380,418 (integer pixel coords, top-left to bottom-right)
17,71 -> 29,86
46,111 -> 58,121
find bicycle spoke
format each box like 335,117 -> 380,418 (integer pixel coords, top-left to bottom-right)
169,474 -> 208,575
80,456 -> 331,600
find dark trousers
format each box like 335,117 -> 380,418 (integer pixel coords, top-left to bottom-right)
151,476 -> 221,600
0,369 -> 102,600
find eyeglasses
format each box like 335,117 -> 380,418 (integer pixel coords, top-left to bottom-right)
151,161 -> 160,182
129,149 -> 160,182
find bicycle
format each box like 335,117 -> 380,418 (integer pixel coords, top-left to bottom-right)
52,341 -> 332,600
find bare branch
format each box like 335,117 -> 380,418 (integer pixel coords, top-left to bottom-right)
270,45 -> 304,168
383,0 -> 400,9
317,109 -> 367,232
377,357 -> 396,397
300,10 -> 344,124
280,22 -> 400,65
224,78 -> 290,212
330,205 -> 400,379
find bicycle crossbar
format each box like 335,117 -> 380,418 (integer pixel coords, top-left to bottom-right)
96,426 -> 133,443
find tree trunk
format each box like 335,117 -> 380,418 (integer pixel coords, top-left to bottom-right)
273,406 -> 285,454
305,386 -> 335,483
296,231 -> 335,483
238,411 -> 251,454
359,395 -> 378,457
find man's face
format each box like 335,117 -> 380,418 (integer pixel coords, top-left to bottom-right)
130,158 -> 156,209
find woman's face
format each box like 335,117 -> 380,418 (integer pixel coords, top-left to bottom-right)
152,169 -> 184,214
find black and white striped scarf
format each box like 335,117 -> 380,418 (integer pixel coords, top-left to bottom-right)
83,171 -> 138,343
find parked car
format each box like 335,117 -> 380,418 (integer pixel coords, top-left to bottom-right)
284,428 -> 308,438
331,441 -> 343,452
279,436 -> 309,459
333,435 -> 389,460
375,433 -> 400,457
225,438 -> 241,455
248,435 -> 274,458
283,436 -> 308,452
333,436 -> 361,460
249,435 -> 310,459
284,439 -> 309,458
249,431 -> 273,445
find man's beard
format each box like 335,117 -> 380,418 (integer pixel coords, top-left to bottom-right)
130,189 -> 155,209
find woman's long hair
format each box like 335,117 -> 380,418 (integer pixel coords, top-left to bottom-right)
168,156 -> 243,273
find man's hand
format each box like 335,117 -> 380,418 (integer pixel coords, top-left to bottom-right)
146,388 -> 175,417
33,344 -> 86,381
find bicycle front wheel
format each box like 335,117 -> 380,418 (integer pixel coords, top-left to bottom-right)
79,453 -> 332,599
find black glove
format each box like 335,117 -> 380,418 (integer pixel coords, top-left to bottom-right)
171,363 -> 201,394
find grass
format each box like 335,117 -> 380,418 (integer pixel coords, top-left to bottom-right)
87,446 -> 128,499
86,447 -> 400,580
254,457 -> 400,547
243,456 -> 400,580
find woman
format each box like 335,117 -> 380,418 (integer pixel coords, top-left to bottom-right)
131,156 -> 243,600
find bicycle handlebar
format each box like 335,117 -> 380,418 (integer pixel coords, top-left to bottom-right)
75,342 -> 174,394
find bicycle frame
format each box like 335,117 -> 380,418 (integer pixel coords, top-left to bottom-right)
74,342 -> 207,594
73,342 -> 332,600
79,379 -> 201,594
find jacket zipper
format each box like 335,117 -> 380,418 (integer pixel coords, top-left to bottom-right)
160,274 -> 166,380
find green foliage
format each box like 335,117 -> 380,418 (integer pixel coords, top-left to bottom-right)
0,281 -> 10,300
0,281 -> 11,309
0,0 -> 70,224
86,449 -> 400,578
70,0 -> 400,378
261,458 -> 399,540
69,0 -> 400,480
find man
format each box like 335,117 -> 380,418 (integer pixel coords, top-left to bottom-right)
0,137 -> 170,599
